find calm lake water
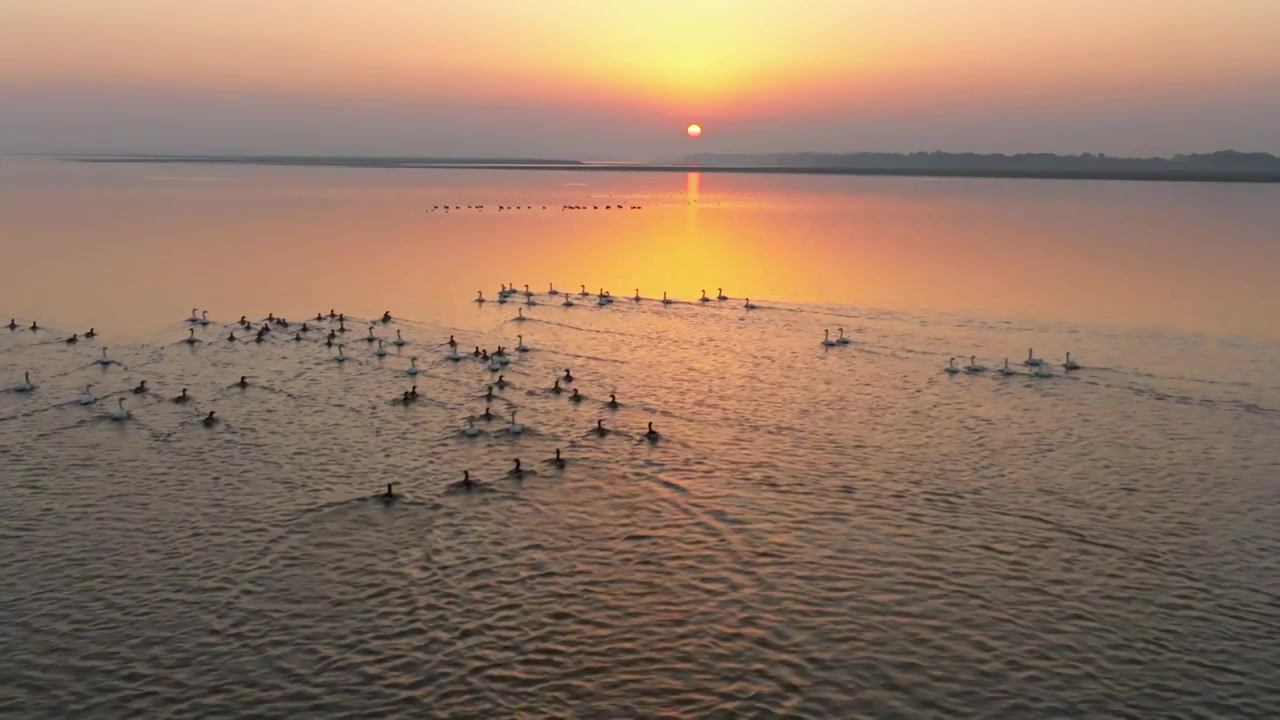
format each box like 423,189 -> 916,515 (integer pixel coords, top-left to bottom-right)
2,158 -> 1279,718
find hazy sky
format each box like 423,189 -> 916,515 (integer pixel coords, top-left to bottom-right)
2,0 -> 1278,159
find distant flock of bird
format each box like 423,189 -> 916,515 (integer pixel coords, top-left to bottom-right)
475,283 -> 759,310
942,348 -> 1082,377
427,204 -> 643,213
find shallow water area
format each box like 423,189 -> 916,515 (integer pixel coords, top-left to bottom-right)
2,160 -> 1280,718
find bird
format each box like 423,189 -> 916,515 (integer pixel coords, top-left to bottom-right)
334,344 -> 348,363
633,289 -> 641,302
1032,363 -> 1054,378
509,411 -> 524,434
662,292 -> 673,305
202,411 -> 217,427
998,359 -> 1018,376
199,310 -> 210,326
550,379 -> 563,394
96,348 -> 112,366
79,384 -> 97,405
835,328 -> 850,345
172,388 -> 190,403
548,283 -> 559,295
1063,352 -> 1081,370
563,368 -> 574,382
394,329 -> 406,347
463,418 -> 479,437
944,358 -> 960,374
606,393 -> 619,409
515,335 -> 530,352
1024,348 -> 1043,367
965,356 -> 987,373
822,330 -> 837,347
13,371 -> 34,392
184,328 -> 198,344
5,319 -> 16,330
645,422 -> 660,442
133,381 -> 147,394
109,398 -> 130,420
475,291 -> 487,303
508,458 -> 525,479
365,326 -> 378,343
569,388 -> 583,402
549,448 -> 566,467
375,339 -> 388,357
406,357 -> 420,375
744,298 -> 758,310
593,419 -> 608,436
84,328 -> 97,338
514,308 -> 527,322
699,289 -> 710,303
65,333 -> 78,345
716,288 -> 728,301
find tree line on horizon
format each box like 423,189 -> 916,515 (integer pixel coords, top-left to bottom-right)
680,149 -> 1280,172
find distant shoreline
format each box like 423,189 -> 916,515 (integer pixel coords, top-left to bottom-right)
64,155 -> 1280,184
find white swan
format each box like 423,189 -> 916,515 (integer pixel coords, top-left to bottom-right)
334,344 -> 348,362
662,292 -> 673,305
944,357 -> 960,374
496,353 -> 510,365
965,356 -> 987,373
406,357 -> 420,375
699,289 -> 710,303
562,296 -> 575,307
199,310 -> 210,326
109,397 -> 130,421
184,328 -> 198,344
836,328 -> 851,345
487,357 -> 502,371
1024,348 -> 1043,367
548,283 -> 559,296
365,326 -> 377,342
79,384 -> 96,405
1032,363 -> 1053,378
375,339 -> 388,357
463,418 -> 479,437
96,347 -> 112,366
509,411 -> 524,434
515,335 -> 530,352
13,371 -> 34,392
998,359 -> 1018,376
393,329 -> 406,347
475,291 -> 486,303
822,330 -> 837,347
514,308 -> 526,322
1063,352 -> 1081,370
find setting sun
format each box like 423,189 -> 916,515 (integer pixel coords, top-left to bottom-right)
686,123 -> 703,138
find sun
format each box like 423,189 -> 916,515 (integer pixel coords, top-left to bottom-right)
686,123 -> 702,138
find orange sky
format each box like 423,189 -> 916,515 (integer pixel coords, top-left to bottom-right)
2,0 -> 1278,157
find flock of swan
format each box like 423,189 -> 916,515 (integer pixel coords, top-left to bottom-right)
474,284 -> 759,310
943,348 -> 1082,377
7,301 -> 667,495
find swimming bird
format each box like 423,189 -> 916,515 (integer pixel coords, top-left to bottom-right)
399,391 -> 413,405
579,285 -> 590,297
409,385 -> 419,400
999,359 -> 1017,376
202,411 -> 217,427
496,375 -> 510,389
184,328 -> 198,344
509,411 -> 524,434
172,388 -> 190,403
79,384 -> 96,405
187,308 -> 199,323
480,406 -> 494,421
633,289 -> 641,302
515,334 -> 530,352
381,310 -> 392,323
607,393 -> 619,408
65,333 -> 78,345
463,417 -> 479,436
457,471 -> 476,491
1063,352 -> 1081,370
407,357 -> 420,375
593,419 -> 608,436
13,371 -> 34,392
334,344 -> 348,363
645,422 -> 660,442
965,356 -> 987,373
199,310 -> 210,326
365,326 -> 377,343
662,291 -> 673,305
524,284 -> 533,298
293,332 -> 302,342
236,376 -> 249,388
744,298 -> 758,310
29,321 -> 39,331
447,334 -> 456,349
944,357 -> 960,374
1024,348 -> 1043,367
497,292 -> 509,305
337,320 -> 347,333
836,328 -> 850,345
551,379 -> 563,394
394,329 -> 406,347
133,380 -> 147,394
96,348 -> 112,366
487,356 -> 502,372
508,458 -> 525,478
563,368 -> 574,383
699,289 -> 710,303
372,339 -> 387,357
84,328 -> 96,338
514,308 -> 526,322
109,398 -> 130,421
1032,363 -> 1053,378
570,388 -> 583,403
475,291 -> 487,303
562,296 -> 575,307
548,283 -> 559,295
5,319 -> 16,330
549,448 -> 566,467
822,330 -> 837,347
381,482 -> 397,504
717,288 -> 728,301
